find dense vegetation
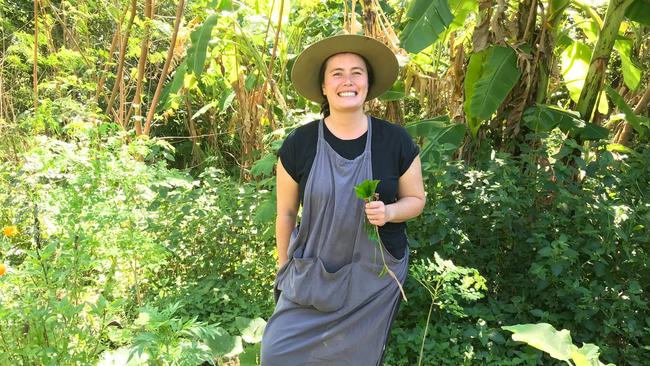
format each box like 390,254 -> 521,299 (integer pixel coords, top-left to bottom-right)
1,0 -> 648,365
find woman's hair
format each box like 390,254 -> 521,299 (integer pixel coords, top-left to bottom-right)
318,53 -> 375,118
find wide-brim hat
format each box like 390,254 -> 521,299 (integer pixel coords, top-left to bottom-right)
291,34 -> 399,104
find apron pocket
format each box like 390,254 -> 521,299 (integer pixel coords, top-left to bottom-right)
279,257 -> 352,312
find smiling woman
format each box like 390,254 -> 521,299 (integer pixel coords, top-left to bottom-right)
260,33 -> 426,366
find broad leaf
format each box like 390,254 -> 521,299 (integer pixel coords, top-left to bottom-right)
576,123 -> 609,141
379,81 -> 405,101
202,327 -> 243,358
404,116 -> 451,138
522,104 -> 580,133
235,317 -> 266,344
251,153 -> 277,178
191,101 -> 217,120
239,343 -> 262,366
605,85 -> 648,137
406,117 -> 465,169
614,38 -> 641,91
187,14 -> 219,78
625,0 -> 650,26
561,41 -> 608,114
435,0 -> 479,44
354,179 -> 380,200
399,0 -> 454,54
157,62 -> 187,111
502,323 -> 573,361
468,46 -> 521,122
463,49 -> 487,136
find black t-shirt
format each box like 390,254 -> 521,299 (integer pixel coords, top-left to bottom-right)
278,116 -> 419,259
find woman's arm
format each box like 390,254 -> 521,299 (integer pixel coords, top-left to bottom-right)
365,155 -> 425,226
275,158 -> 300,268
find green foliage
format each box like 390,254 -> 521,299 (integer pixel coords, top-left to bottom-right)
187,14 -> 220,78
0,126 -> 275,364
625,0 -> 650,25
466,46 -> 521,127
354,179 -> 381,242
503,323 -> 615,366
399,0 -> 454,54
405,116 -> 466,171
397,136 -> 650,364
522,104 -> 609,140
604,85 -> 650,138
560,40 -> 609,114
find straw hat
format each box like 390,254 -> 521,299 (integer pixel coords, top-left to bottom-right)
290,34 -> 399,103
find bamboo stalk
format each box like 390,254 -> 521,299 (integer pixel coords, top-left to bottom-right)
106,0 -> 137,117
132,0 -> 154,135
95,0 -> 130,104
143,0 -> 186,136
33,0 -> 39,113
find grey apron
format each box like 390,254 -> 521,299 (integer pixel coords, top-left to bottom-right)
261,117 -> 409,366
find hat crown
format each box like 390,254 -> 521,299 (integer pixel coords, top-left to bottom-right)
291,34 -> 399,103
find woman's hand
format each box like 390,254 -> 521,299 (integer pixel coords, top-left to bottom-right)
365,200 -> 392,227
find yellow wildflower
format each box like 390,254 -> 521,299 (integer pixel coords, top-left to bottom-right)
2,226 -> 18,237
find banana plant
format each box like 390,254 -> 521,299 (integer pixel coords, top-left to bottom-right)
464,45 -> 521,137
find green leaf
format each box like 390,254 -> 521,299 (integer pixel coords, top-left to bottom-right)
576,123 -> 609,141
378,81 -> 405,101
399,0 -> 454,53
614,38 -> 641,91
444,0 -> 478,38
354,179 -> 380,200
464,49 -> 488,136
254,193 -> 276,224
157,62 -> 187,111
625,0 -> 650,26
191,101 -> 217,120
239,343 -> 262,366
605,84 -> 647,137
202,327 -> 243,357
187,14 -> 219,78
404,116 -> 451,138
251,153 -> 277,178
468,46 -> 521,122
561,41 -> 608,114
606,143 -> 642,158
502,323 -> 573,361
405,117 -> 465,168
235,317 -> 266,344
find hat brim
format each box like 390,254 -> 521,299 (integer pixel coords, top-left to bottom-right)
291,34 -> 398,104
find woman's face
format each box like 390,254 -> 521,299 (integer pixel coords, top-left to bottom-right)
321,53 -> 369,112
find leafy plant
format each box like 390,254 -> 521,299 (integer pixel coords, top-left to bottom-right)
354,179 -> 407,301
411,253 -> 487,366
502,323 -> 616,366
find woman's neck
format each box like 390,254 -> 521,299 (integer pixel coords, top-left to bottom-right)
324,110 -> 368,140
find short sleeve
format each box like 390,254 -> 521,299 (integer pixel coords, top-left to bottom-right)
277,130 -> 299,183
398,127 -> 420,176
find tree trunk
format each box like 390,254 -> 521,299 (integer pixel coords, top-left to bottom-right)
576,0 -> 634,121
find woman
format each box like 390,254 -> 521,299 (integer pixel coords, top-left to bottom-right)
261,33 -> 425,366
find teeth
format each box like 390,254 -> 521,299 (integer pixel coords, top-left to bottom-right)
338,92 -> 356,97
